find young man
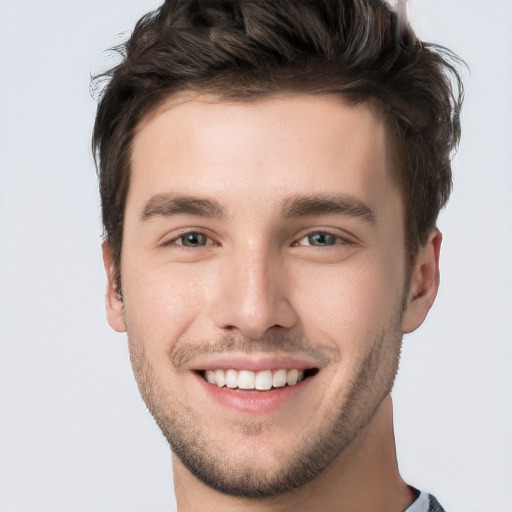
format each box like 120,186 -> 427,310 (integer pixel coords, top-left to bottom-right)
93,1 -> 463,510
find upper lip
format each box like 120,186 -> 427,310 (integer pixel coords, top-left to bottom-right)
190,355 -> 321,372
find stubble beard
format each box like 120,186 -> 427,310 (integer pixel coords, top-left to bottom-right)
126,309 -> 404,499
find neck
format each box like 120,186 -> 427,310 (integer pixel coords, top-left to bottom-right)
172,395 -> 416,512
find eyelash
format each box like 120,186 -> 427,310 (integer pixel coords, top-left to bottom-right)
294,232 -> 353,248
161,230 -> 215,248
162,230 -> 354,249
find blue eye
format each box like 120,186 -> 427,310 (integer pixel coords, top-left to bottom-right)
178,232 -> 209,247
306,233 -> 337,247
297,232 -> 348,247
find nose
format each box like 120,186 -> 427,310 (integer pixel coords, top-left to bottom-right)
210,241 -> 298,340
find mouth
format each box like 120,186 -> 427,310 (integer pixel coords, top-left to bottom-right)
190,356 -> 322,413
197,367 -> 319,391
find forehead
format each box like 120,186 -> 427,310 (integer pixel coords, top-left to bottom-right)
129,93 -> 397,213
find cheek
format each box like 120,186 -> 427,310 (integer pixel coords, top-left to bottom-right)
292,255 -> 405,351
121,262 -> 205,349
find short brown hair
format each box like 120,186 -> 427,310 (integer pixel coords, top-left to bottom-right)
92,0 -> 464,289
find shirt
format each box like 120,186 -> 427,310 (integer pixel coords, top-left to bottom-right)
405,492 -> 446,512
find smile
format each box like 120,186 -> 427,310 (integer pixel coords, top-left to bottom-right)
192,357 -> 320,413
201,368 -> 308,390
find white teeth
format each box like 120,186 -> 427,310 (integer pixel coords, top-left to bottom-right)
255,370 -> 273,390
238,370 -> 255,390
286,369 -> 299,386
203,368 -> 306,390
214,369 -> 226,387
225,369 -> 238,389
272,369 -> 287,388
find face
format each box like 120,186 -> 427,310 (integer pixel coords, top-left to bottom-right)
104,94 -> 434,497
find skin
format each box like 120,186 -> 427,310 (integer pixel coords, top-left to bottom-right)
103,94 -> 441,512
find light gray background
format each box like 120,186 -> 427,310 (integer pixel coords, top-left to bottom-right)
0,1 -> 510,511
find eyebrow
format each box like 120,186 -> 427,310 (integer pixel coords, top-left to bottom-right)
281,194 -> 376,224
140,193 -> 227,221
140,192 -> 376,224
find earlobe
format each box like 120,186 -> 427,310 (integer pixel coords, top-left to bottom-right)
102,240 -> 127,333
401,228 -> 442,334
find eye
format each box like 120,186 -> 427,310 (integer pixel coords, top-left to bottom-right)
167,231 -> 211,248
296,232 -> 351,247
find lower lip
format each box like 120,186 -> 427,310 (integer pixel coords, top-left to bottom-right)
195,373 -> 312,414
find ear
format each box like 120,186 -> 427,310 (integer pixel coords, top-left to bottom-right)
401,228 -> 442,334
102,240 -> 126,333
